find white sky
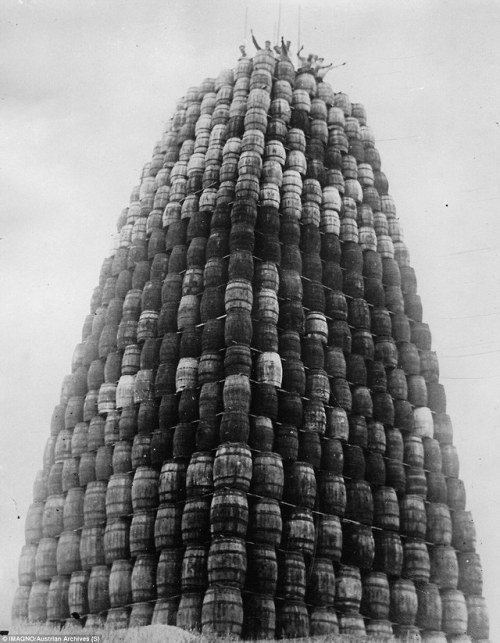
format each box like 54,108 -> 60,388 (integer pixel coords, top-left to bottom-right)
1,0 -> 500,636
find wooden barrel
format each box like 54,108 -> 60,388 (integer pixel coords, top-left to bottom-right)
117,406 -> 137,442
457,551 -> 483,595
207,535 -> 246,589
317,471 -> 346,517
152,597 -> 179,626
404,539 -> 431,583
175,357 -> 199,393
415,582 -> 443,631
408,374 -> 428,407
424,437 -> 443,472
242,543 -> 276,596
283,461 -> 316,509
78,452 -> 96,486
242,594 -> 275,640
281,508 -> 315,556
105,473 -> 132,521
109,559 -> 132,607
446,477 -> 466,511
248,497 -> 282,546
222,373 -> 251,412
400,494 -> 427,539
181,497 -> 211,545
210,489 -> 248,537
277,550 -> 306,600
84,612 -> 106,628
131,466 -> 159,512
11,585 -> 31,622
390,578 -> 418,626
216,404 -> 248,441
87,564 -> 110,613
414,406 -> 434,439
451,510 -> 476,552
56,529 -> 81,575
131,553 -> 157,603
373,486 -> 400,531
104,519 -> 129,563
224,344 -> 252,377
130,511 -> 155,556
106,607 -> 129,629
426,503 -> 452,545
306,557 -> 336,607
324,407 -> 349,441
440,589 -> 467,635
320,438 -> 343,474
374,530 -> 403,577
426,471 -> 448,503
342,521 -> 375,569
335,565 -> 362,613
65,396 -> 84,429
179,544 -> 207,594
406,467 -> 428,498
132,433 -> 153,469
276,600 -> 310,639
212,443 -> 251,492
154,502 -> 182,549
306,370 -> 330,404
95,444 -> 113,481
201,586 -> 243,637
18,543 -> 37,586
80,525 -> 105,570
361,572 -> 390,620
42,493 -> 64,537
157,547 -> 183,597
176,593 -> 203,632
466,594 -> 489,639
27,581 -> 50,622
255,351 -> 282,387
116,375 -> 136,409
185,453 -> 213,498
251,452 -> 283,500
112,441 -> 132,474
430,545 -> 459,589
70,423 -> 88,460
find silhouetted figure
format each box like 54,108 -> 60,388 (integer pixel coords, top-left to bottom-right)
251,30 -> 272,52
314,57 -> 334,80
297,45 -> 307,69
239,44 -> 248,58
281,37 -> 292,62
297,47 -> 317,73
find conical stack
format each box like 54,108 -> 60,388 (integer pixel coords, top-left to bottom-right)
12,49 -> 490,641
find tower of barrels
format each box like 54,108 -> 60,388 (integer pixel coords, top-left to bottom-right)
12,48 -> 490,641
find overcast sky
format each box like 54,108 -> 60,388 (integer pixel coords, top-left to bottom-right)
1,0 -> 500,635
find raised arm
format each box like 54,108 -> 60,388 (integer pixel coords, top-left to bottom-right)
251,30 -> 261,51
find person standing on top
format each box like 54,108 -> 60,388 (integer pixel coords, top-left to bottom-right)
297,45 -> 307,70
274,37 -> 292,62
239,44 -> 248,58
314,57 -> 334,80
251,30 -> 273,53
298,49 -> 317,74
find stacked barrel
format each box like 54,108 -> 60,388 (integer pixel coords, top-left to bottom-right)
12,48 -> 490,642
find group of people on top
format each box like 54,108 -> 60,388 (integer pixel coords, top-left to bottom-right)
238,32 -> 336,81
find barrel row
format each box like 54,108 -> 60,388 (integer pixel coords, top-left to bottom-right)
14,564 -> 488,640
40,402 -> 461,499
53,344 -> 444,427
46,385 -> 455,461
21,509 -> 481,586
23,478 -> 480,593
24,479 -> 474,549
